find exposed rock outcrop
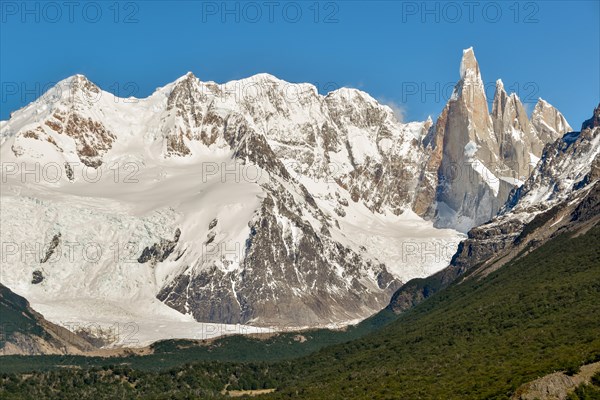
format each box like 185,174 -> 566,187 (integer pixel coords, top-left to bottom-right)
511,362 -> 600,400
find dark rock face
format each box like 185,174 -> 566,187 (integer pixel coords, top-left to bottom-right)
31,270 -> 44,285
571,179 -> 600,223
64,162 -> 74,181
159,186 -> 401,326
138,229 -> 181,265
581,103 -> 600,130
40,233 -> 61,263
450,218 -> 523,269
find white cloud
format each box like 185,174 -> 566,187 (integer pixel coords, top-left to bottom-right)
378,98 -> 406,123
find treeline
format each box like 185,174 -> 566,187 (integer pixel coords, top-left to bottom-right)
0,362 -> 279,399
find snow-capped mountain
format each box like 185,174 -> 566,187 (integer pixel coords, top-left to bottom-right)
0,48 -> 572,345
0,71 -> 459,343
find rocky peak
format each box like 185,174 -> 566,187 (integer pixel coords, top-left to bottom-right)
67,74 -> 100,94
582,103 -> 600,130
426,49 -> 574,231
54,74 -> 103,109
491,79 -> 544,177
491,79 -> 530,119
490,79 -> 512,128
168,72 -> 202,107
459,47 -> 481,82
531,98 -> 573,142
12,75 -> 101,116
454,48 -> 489,119
1,74 -> 116,168
430,48 -> 507,231
492,79 -> 507,102
450,48 -> 496,153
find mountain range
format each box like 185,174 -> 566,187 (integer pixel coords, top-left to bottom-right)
0,48 -> 585,347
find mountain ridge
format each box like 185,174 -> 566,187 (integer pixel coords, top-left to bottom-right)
0,48 -> 576,346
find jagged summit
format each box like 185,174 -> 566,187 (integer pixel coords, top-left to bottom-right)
531,97 -> 573,142
174,71 -> 198,82
421,47 -> 574,231
326,86 -> 381,105
459,46 -> 481,81
453,47 -> 487,111
535,97 -> 550,106
533,97 -> 566,116
62,73 -> 90,82
582,103 -> 600,130
492,79 -> 508,104
59,74 -> 100,92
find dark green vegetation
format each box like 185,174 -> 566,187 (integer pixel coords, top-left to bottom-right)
568,371 -> 600,400
1,226 -> 599,399
0,363 -> 276,399
266,226 -> 600,399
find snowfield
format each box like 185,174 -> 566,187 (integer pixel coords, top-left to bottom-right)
0,155 -> 462,346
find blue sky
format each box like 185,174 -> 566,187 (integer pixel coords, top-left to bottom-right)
1,1 -> 598,126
